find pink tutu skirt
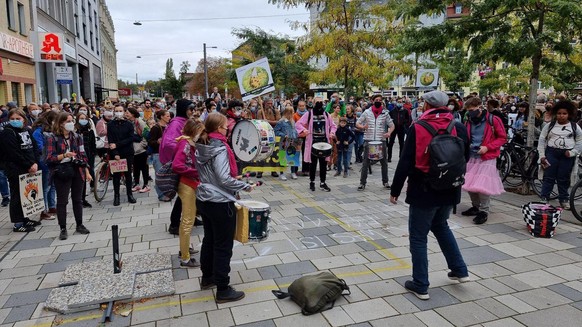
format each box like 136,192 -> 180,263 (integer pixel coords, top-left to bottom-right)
462,157 -> 505,195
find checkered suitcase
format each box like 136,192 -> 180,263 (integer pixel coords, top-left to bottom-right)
521,202 -> 562,238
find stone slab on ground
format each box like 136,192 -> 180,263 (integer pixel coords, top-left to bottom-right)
68,273 -> 136,308
44,286 -> 100,314
132,269 -> 175,300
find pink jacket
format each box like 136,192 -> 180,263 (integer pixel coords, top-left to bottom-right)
295,111 -> 337,163
172,137 -> 199,189
160,117 -> 187,164
96,118 -> 109,148
465,112 -> 507,161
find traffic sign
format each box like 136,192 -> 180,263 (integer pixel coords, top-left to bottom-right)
55,66 -> 73,84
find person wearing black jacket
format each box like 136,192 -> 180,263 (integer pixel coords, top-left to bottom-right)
0,109 -> 42,232
107,105 -> 140,206
389,91 -> 470,300
76,111 -> 96,208
387,99 -> 411,162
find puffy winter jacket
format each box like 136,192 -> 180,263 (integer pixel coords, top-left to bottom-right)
357,108 -> 394,141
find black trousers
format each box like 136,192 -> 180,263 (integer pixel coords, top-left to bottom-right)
133,152 -> 149,187
300,137 -> 310,173
170,196 -> 182,229
113,156 -> 134,196
7,173 -> 26,224
387,126 -> 406,161
82,153 -> 95,201
54,168 -> 84,229
197,199 -> 236,290
309,156 -> 327,183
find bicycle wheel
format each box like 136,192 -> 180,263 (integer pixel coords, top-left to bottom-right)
94,162 -> 110,202
570,179 -> 582,222
497,149 -> 511,181
503,157 -> 524,187
530,165 -> 558,200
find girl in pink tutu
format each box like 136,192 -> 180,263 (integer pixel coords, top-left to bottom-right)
461,97 -> 507,224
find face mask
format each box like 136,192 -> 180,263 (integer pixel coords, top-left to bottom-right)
64,122 -> 75,131
397,103 -> 403,108
79,110 -> 87,115
52,108 -> 60,113
139,112 -> 144,118
314,101 -> 323,111
307,102 -> 313,108
115,112 -> 124,119
297,108 -> 306,116
356,112 -> 362,117
418,102 -> 424,109
235,111 -> 241,117
447,105 -> 455,110
331,97 -> 336,102
469,109 -> 482,123
250,106 -> 257,112
374,101 -> 382,108
31,109 -> 42,117
9,120 -> 23,128
79,119 -> 88,126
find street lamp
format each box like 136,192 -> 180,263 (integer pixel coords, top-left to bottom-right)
133,21 -> 142,26
204,43 -> 218,99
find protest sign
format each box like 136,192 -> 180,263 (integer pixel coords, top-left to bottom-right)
109,159 -> 128,173
235,58 -> 275,101
19,172 -> 44,217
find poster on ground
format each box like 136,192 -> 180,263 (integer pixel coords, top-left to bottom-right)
416,69 -> 439,88
235,58 -> 275,101
19,172 -> 44,217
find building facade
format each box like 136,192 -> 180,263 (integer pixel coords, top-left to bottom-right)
0,0 -> 37,106
98,0 -> 117,100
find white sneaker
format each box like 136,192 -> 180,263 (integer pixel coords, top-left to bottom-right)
279,173 -> 288,181
291,173 -> 298,180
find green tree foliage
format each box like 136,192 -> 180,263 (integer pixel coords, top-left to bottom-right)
232,27 -> 312,96
161,58 -> 187,99
269,0 -> 412,96
187,57 -> 240,99
398,0 -> 582,146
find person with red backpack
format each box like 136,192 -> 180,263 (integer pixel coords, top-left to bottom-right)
460,97 -> 507,224
390,90 -> 470,300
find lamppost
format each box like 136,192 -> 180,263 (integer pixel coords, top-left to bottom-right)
204,43 -> 218,99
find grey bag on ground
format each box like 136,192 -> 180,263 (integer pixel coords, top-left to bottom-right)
272,272 -> 350,315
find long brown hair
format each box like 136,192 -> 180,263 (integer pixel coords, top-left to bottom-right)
32,110 -> 57,132
197,112 -> 226,144
52,112 -> 73,136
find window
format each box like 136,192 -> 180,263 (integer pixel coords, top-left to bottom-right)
75,15 -> 79,37
83,23 -> 87,45
455,4 -> 462,14
6,0 -> 16,30
17,2 -> 25,35
90,31 -> 93,50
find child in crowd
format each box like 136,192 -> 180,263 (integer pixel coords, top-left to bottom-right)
335,117 -> 355,177
274,106 -> 299,180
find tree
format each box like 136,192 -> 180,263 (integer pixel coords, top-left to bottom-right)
161,58 -> 187,99
232,27 -> 312,96
269,0 -> 412,96
187,57 -> 239,99
398,0 -> 582,146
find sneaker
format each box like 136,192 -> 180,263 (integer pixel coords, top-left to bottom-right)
216,286 -> 245,303
59,229 -> 68,240
384,183 -> 391,189
334,171 -> 341,177
168,226 -> 179,235
309,182 -> 315,191
25,219 -> 41,227
248,172 -> 257,177
132,185 -> 141,192
540,197 -> 549,204
461,206 -> 480,216
48,208 -> 57,214
271,172 -> 279,177
194,217 -> 203,226
473,211 -> 488,225
82,200 -> 92,208
256,172 -> 263,179
1,197 -> 9,207
343,172 -> 348,178
13,224 -> 35,233
404,280 -> 429,300
447,271 -> 470,283
180,258 -> 200,268
279,173 -> 287,181
40,211 -> 55,220
291,173 -> 298,180
76,225 -> 90,234
560,201 -> 570,210
200,278 -> 216,290
139,186 -> 151,193
358,184 -> 366,191
159,196 -> 172,202
320,183 -> 331,192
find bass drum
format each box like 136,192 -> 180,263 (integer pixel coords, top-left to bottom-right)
231,119 -> 276,162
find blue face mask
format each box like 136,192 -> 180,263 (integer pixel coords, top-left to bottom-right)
79,119 -> 89,126
9,120 -> 23,129
356,112 -> 362,118
139,112 -> 144,118
297,108 -> 307,116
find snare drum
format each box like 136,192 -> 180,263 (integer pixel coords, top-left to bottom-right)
239,200 -> 270,241
232,120 -> 276,162
311,142 -> 332,158
368,141 -> 384,161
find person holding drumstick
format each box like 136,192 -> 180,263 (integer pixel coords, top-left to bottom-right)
296,97 -> 337,192
195,112 -> 254,303
356,94 -> 394,191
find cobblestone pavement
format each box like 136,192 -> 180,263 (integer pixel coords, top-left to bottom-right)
1,161 -> 582,327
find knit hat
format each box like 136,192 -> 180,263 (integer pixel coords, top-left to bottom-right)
6,101 -> 17,109
176,99 -> 193,118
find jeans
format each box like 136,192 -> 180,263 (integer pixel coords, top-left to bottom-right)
178,183 -> 197,261
54,167 -> 85,229
337,150 -> 349,173
0,169 -> 10,198
151,153 -> 164,198
133,152 -> 150,187
197,199 -> 236,290
360,141 -> 388,185
82,154 -> 95,202
355,133 -> 364,162
387,126 -> 406,161
309,156 -> 327,183
41,167 -> 56,210
409,204 -> 467,292
541,147 -> 576,202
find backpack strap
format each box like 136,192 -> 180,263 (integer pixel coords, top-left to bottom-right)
546,120 -> 557,141
572,121 -> 577,139
416,120 -> 437,136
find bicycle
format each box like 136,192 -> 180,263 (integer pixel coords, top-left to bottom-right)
94,154 -> 126,202
567,158 -> 582,222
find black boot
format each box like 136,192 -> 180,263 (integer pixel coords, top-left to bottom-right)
113,194 -> 120,206
127,194 -> 136,204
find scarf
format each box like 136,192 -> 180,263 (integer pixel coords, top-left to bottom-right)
372,105 -> 382,118
208,131 -> 238,177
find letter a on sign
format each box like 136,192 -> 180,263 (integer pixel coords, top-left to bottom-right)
37,32 -> 65,62
41,33 -> 61,53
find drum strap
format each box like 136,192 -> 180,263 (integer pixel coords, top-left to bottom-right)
201,183 -> 240,203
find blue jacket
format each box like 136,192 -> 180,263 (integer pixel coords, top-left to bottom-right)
274,118 -> 297,140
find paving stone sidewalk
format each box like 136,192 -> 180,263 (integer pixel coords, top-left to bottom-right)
1,161 -> 582,327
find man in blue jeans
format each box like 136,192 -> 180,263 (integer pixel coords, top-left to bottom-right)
389,91 -> 470,300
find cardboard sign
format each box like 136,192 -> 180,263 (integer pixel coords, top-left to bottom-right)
19,172 -> 44,217
109,159 -> 128,173
235,58 -> 275,101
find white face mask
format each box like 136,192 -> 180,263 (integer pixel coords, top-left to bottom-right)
447,105 -> 455,110
64,122 -> 75,131
114,112 -> 124,119
31,109 -> 42,117
104,111 -> 113,118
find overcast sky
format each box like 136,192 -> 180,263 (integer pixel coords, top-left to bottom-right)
106,0 -> 309,83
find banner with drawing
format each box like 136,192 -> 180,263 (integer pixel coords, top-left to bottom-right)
235,57 -> 275,101
19,172 -> 44,217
